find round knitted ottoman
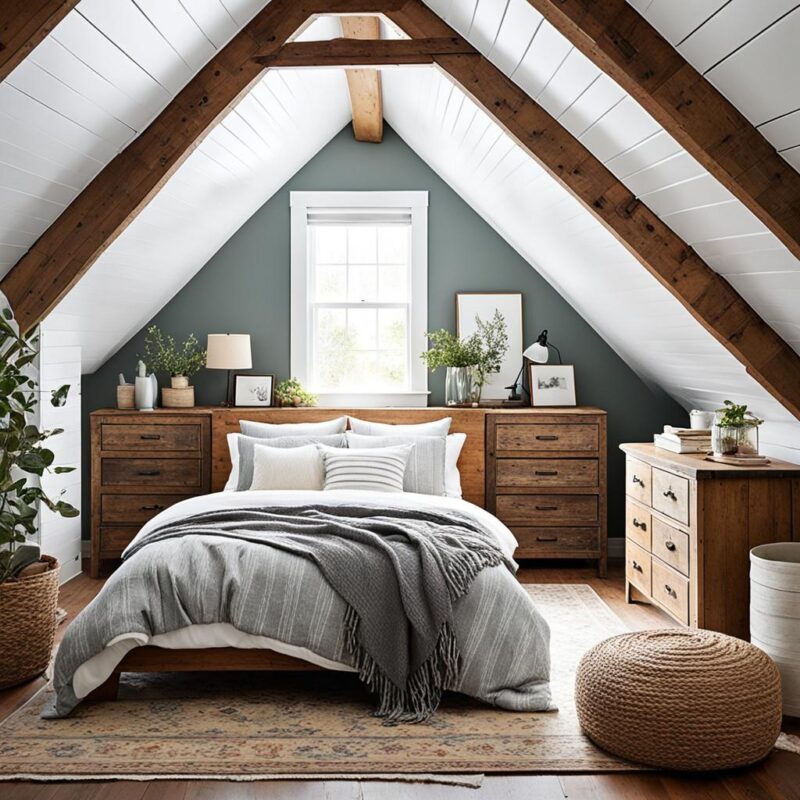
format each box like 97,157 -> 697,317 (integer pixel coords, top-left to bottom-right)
575,629 -> 782,771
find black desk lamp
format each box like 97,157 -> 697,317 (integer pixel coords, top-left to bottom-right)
505,329 -> 562,402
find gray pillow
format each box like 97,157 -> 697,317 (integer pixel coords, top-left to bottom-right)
345,432 -> 446,496
320,443 -> 413,494
240,417 -> 347,438
347,416 -> 451,437
227,433 -> 347,491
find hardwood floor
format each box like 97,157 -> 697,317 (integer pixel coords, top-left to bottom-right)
2,561 -> 798,800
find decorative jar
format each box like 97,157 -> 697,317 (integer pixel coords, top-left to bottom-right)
445,366 -> 474,406
712,416 -> 760,456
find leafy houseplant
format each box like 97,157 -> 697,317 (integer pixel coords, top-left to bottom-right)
1,307 -> 79,687
712,400 -> 764,456
141,326 -> 206,407
275,377 -> 316,407
421,311 -> 509,405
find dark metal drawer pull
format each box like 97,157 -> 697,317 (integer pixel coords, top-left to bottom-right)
632,560 -> 643,573
140,434 -> 161,440
663,488 -> 677,500
664,584 -> 677,599
535,505 -> 558,511
535,470 -> 559,476
633,518 -> 646,530
137,470 -> 161,476
632,475 -> 644,486
141,504 -> 165,511
536,536 -> 558,542
535,435 -> 559,441
664,541 -> 677,552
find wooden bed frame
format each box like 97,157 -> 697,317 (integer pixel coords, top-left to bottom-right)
88,407 -> 492,702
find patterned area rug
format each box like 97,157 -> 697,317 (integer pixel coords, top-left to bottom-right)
0,584 -> 640,778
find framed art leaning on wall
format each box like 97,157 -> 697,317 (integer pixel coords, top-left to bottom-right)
234,374 -> 275,407
528,364 -> 576,407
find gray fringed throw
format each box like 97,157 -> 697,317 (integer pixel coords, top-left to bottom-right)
124,504 -> 514,723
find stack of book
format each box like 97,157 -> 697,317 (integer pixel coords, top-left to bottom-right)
706,453 -> 771,467
653,425 -> 712,454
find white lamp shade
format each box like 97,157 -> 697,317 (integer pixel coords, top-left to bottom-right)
206,334 -> 252,370
523,341 -> 549,364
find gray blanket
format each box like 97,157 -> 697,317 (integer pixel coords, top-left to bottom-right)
123,504 -> 514,722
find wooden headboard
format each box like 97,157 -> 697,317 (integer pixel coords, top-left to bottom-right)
211,407 -> 488,507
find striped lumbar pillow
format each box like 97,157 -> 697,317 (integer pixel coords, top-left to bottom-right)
319,444 -> 413,493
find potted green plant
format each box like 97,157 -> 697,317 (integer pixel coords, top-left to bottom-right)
142,325 -> 206,407
274,377 -> 316,407
421,311 -> 508,405
0,307 -> 79,688
712,400 -> 764,456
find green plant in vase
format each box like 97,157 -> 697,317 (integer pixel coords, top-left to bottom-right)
712,400 -> 764,456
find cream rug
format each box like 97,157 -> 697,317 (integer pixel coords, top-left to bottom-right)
0,584 -> 639,779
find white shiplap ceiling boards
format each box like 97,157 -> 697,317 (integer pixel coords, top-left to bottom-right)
0,0 -> 799,461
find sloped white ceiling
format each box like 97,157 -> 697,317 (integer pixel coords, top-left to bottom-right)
0,0 -> 798,461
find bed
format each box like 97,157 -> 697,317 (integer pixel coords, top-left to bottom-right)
48,413 -> 552,722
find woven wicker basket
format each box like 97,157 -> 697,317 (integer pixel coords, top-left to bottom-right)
576,629 -> 782,771
0,555 -> 60,689
162,386 -> 195,407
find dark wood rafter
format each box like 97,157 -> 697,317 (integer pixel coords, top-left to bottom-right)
2,0 -> 800,423
524,0 -> 800,263
0,0 -> 80,82
341,16 -> 383,143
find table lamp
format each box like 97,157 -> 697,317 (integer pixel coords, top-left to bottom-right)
206,334 -> 252,406
505,329 -> 563,402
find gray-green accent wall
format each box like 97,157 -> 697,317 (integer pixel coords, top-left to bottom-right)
82,124 -> 685,540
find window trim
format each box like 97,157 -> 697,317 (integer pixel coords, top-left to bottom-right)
290,190 -> 429,408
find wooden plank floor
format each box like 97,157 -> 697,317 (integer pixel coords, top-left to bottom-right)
1,561 -> 798,800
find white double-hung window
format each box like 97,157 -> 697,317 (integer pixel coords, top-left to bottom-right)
290,191 -> 428,407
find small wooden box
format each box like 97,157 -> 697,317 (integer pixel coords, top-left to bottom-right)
116,385 -> 135,409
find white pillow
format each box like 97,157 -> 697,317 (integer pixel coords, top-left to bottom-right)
240,417 -> 347,438
250,444 -> 324,491
347,416 -> 451,437
320,443 -> 413,493
445,432 -> 466,498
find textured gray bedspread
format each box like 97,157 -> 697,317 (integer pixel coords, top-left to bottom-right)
45,502 -> 552,719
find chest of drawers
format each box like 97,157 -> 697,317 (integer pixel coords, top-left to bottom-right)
90,411 -> 212,577
487,409 -> 608,575
621,443 -> 800,639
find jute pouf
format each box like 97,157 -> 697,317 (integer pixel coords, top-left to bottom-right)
575,629 -> 782,771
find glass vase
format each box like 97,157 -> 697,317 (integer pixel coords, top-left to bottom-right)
712,418 -> 760,456
445,366 -> 473,406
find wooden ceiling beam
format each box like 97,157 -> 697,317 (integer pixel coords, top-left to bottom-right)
0,0 -> 80,82
341,16 -> 383,143
524,0 -> 800,263
384,0 -> 800,421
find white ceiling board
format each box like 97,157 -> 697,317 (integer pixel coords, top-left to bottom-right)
623,151 -> 706,197
484,0 -> 542,76
638,0 -> 729,45
638,173 -> 734,217
468,0 -> 509,56
537,48 -> 600,119
579,97 -> 662,164
556,74 -> 625,135
179,0 -> 240,49
513,21 -> 572,99
782,145 -> 800,171
759,109 -> 800,152
704,247 -> 800,276
661,200 -> 768,243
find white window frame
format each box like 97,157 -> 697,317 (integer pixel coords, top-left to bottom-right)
290,190 -> 429,408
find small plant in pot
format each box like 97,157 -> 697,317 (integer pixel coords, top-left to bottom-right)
142,326 -> 206,407
0,307 -> 79,688
712,400 -> 764,456
421,311 -> 508,406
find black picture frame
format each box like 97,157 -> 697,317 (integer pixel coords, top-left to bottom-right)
233,374 -> 275,407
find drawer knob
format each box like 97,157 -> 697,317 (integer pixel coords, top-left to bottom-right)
632,560 -> 643,573
536,535 -> 558,542
536,435 -> 559,441
663,488 -> 677,501
140,434 -> 161,440
138,470 -> 161,476
535,470 -> 559,476
632,475 -> 644,486
535,505 -> 558,511
664,584 -> 677,599
664,540 -> 677,552
633,518 -> 647,530
141,504 -> 165,511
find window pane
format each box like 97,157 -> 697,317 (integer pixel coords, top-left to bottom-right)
314,308 -> 354,390
314,262 -> 346,301
348,263 -> 378,302
377,351 -> 407,388
348,307 -> 376,349
378,226 -> 408,264
378,262 -> 407,302
378,307 -> 407,352
348,227 -> 377,264
313,226 -> 346,263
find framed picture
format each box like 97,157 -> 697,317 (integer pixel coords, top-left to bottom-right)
528,364 -> 576,407
234,374 -> 275,407
456,292 -> 523,400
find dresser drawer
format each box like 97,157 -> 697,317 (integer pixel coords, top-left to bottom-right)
495,423 -> 598,452
511,527 -> 599,555
496,458 -> 598,488
101,423 -> 202,452
651,557 -> 689,625
626,540 -> 651,595
626,457 -> 651,506
99,527 -> 138,557
102,458 -> 202,488
651,468 -> 690,526
625,498 -> 651,551
101,493 -> 194,524
496,494 -> 598,525
651,518 -> 690,577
